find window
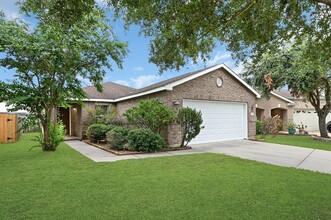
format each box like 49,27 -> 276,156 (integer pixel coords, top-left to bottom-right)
95,104 -> 108,115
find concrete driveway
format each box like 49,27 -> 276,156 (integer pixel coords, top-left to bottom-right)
193,140 -> 331,174
66,140 -> 331,175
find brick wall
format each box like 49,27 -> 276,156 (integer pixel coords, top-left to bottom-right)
116,68 -> 258,146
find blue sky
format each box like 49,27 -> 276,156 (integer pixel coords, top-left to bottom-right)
0,0 -> 244,89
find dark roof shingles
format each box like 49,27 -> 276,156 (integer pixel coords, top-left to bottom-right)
83,82 -> 135,99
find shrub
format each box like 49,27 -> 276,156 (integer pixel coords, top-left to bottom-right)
86,106 -> 119,126
106,126 -> 130,150
127,129 -> 165,152
124,99 -> 174,133
260,115 -> 282,139
34,121 -> 65,151
176,107 -> 204,147
86,124 -> 114,143
256,120 -> 262,135
48,121 -> 65,149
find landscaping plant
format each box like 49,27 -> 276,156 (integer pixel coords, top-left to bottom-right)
259,115 -> 282,139
86,106 -> 120,126
176,107 -> 204,147
256,120 -> 262,135
127,128 -> 165,152
86,124 -> 114,143
34,121 -> 65,151
124,99 -> 174,133
106,126 -> 130,150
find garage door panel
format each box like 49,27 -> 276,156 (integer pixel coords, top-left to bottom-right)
183,99 -> 248,144
293,110 -> 331,131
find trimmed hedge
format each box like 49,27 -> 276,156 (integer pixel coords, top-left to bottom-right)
127,128 -> 165,152
86,124 -> 114,143
106,126 -> 130,150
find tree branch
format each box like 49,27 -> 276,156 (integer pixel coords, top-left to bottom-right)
226,0 -> 259,25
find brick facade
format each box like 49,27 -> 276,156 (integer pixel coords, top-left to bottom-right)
74,68 -> 258,144
115,68 -> 257,146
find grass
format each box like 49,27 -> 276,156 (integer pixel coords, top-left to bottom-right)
263,135 -> 331,151
1,133 -> 331,219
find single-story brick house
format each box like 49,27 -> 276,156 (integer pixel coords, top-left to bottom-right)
59,64 -> 261,146
256,90 -> 331,132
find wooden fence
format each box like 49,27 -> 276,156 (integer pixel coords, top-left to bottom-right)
0,113 -> 21,143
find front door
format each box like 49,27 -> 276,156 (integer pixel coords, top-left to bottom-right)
58,107 -> 70,135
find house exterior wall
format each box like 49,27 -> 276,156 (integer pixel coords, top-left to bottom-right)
116,68 -> 257,146
78,102 -> 115,139
292,99 -> 331,131
256,95 -> 294,128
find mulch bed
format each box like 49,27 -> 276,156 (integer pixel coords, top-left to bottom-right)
83,140 -> 192,156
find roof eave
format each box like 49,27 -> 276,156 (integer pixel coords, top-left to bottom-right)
271,92 -> 295,104
83,63 -> 261,102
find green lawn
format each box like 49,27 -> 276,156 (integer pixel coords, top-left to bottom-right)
1,133 -> 331,219
263,135 -> 331,151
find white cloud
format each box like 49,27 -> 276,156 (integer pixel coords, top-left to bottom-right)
130,74 -> 162,89
114,80 -> 130,87
0,0 -> 22,20
133,66 -> 144,71
207,51 -> 232,66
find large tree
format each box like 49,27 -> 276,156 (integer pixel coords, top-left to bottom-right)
0,2 -> 127,150
109,0 -> 330,72
243,40 -> 331,138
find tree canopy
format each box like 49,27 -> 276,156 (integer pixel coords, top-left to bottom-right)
243,39 -> 331,138
109,0 -> 331,72
0,2 -> 127,150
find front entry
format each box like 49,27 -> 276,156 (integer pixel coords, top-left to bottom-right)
58,107 -> 70,135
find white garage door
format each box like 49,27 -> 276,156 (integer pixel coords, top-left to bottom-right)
183,99 -> 248,144
293,110 -> 331,131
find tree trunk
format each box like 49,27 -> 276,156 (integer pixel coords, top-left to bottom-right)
42,122 -> 51,151
40,107 -> 56,151
317,112 -> 329,138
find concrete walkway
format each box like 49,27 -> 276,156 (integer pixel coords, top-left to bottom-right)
65,140 -> 331,175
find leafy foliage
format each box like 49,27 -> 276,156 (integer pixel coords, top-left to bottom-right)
86,124 -> 114,143
127,128 -> 165,152
34,121 -> 65,151
286,121 -> 297,130
86,106 -> 119,126
256,120 -> 262,135
259,116 -> 282,139
109,0 -> 331,72
176,107 -> 204,147
0,4 -> 127,150
124,99 -> 174,133
106,126 -> 130,150
243,39 -> 331,138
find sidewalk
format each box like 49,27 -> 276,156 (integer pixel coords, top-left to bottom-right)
65,140 -> 331,174
66,140 -> 204,162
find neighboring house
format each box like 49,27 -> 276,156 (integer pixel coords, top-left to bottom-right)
0,102 -> 28,116
256,90 -> 331,132
58,64 -> 261,146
